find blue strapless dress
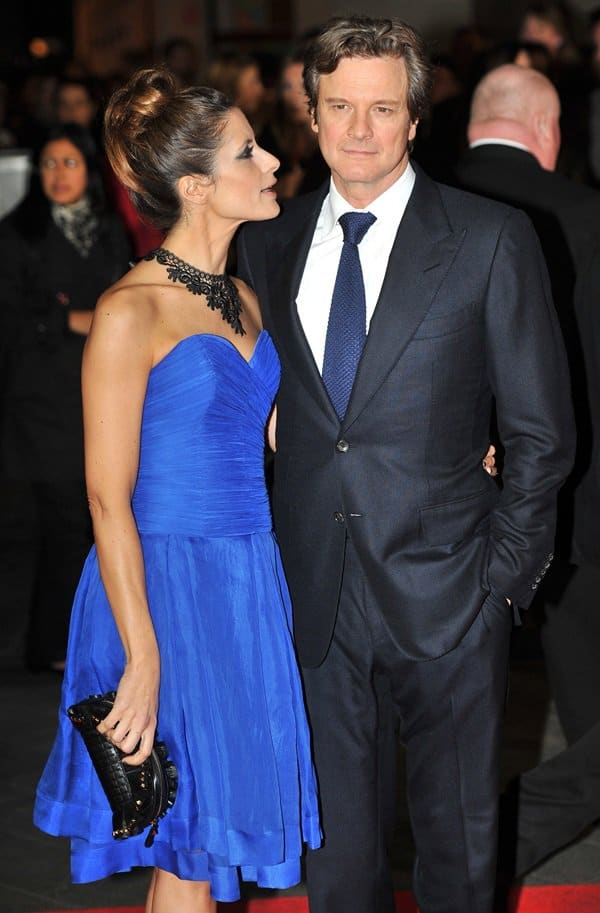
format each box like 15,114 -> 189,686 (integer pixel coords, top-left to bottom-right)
34,331 -> 321,901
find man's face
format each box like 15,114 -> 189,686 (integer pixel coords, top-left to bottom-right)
312,55 -> 418,207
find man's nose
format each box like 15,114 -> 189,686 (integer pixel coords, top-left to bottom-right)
348,110 -> 372,139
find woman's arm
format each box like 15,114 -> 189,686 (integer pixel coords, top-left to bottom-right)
82,288 -> 158,764
267,404 -> 277,452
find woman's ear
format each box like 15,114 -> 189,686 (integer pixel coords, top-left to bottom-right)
177,173 -> 212,205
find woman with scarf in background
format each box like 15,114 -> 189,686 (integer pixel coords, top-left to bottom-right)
0,122 -> 131,673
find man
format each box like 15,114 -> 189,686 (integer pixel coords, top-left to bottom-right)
454,62 -> 600,891
238,17 -> 574,913
453,62 -> 600,374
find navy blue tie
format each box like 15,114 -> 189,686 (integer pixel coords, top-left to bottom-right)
323,211 -> 377,420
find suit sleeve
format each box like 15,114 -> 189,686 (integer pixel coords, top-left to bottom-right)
485,207 -> 575,608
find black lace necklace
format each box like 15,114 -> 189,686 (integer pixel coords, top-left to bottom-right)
144,247 -> 245,336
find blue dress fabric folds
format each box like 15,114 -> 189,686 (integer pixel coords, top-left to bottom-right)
34,331 -> 321,901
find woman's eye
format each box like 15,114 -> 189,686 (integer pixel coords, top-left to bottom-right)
239,145 -> 254,159
42,159 -> 56,170
65,158 -> 79,168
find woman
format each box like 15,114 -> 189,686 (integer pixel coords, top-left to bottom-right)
33,68 -> 320,911
257,50 -> 328,199
0,122 -> 131,671
206,52 -> 266,129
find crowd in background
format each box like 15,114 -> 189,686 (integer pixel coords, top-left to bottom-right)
3,4 -> 600,223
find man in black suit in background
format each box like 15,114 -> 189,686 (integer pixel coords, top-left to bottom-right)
455,62 -> 600,887
238,18 -> 575,913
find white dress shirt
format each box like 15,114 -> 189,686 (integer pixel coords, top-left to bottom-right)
296,163 -> 416,373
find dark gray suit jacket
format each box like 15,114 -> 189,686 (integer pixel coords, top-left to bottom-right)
454,143 -> 600,565
238,165 -> 575,667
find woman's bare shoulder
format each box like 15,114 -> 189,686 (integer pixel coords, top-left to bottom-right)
87,274 -> 163,369
93,264 -> 167,334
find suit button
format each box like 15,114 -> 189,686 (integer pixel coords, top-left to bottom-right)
334,511 -> 345,524
336,439 -> 350,453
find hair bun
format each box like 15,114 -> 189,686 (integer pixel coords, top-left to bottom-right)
103,67 -> 178,191
117,67 -> 176,131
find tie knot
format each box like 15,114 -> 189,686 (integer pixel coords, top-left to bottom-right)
339,211 -> 377,246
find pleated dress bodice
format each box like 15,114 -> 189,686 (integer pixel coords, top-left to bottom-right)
132,330 -> 276,537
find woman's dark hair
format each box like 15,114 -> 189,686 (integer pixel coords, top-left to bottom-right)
103,67 -> 233,230
11,121 -> 106,242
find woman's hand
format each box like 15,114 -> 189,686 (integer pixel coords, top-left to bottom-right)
483,444 -> 497,477
97,654 -> 160,765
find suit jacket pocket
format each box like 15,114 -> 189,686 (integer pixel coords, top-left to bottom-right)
413,303 -> 478,339
420,488 -> 491,546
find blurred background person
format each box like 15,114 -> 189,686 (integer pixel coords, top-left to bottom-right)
206,52 -> 266,131
257,48 -> 327,199
412,52 -> 470,184
54,74 -> 103,145
160,36 -> 202,88
518,0 -> 581,63
9,70 -> 60,151
0,122 -> 131,672
518,1 -> 592,181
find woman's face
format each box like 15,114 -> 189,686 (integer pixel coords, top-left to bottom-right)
40,138 -> 88,205
206,107 -> 279,224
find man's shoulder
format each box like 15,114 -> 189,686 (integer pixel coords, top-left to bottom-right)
454,144 -> 600,215
430,172 -> 526,231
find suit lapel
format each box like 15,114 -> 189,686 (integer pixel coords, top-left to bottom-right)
344,169 -> 466,427
270,187 -> 340,420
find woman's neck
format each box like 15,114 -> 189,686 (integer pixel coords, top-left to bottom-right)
162,218 -> 238,275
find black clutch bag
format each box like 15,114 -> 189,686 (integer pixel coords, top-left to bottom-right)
67,691 -> 178,847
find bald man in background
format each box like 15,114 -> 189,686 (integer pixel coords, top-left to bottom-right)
455,63 -> 600,341
454,63 -> 600,902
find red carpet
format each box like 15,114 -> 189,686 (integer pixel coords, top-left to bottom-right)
32,885 -> 600,913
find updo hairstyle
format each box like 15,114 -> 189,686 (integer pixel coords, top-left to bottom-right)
103,67 -> 233,230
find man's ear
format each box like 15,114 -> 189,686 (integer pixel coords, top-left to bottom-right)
177,173 -> 212,205
535,111 -> 551,140
310,108 -> 319,135
532,111 -> 560,170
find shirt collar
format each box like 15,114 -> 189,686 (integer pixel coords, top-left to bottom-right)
469,138 -> 531,154
321,162 -> 416,237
